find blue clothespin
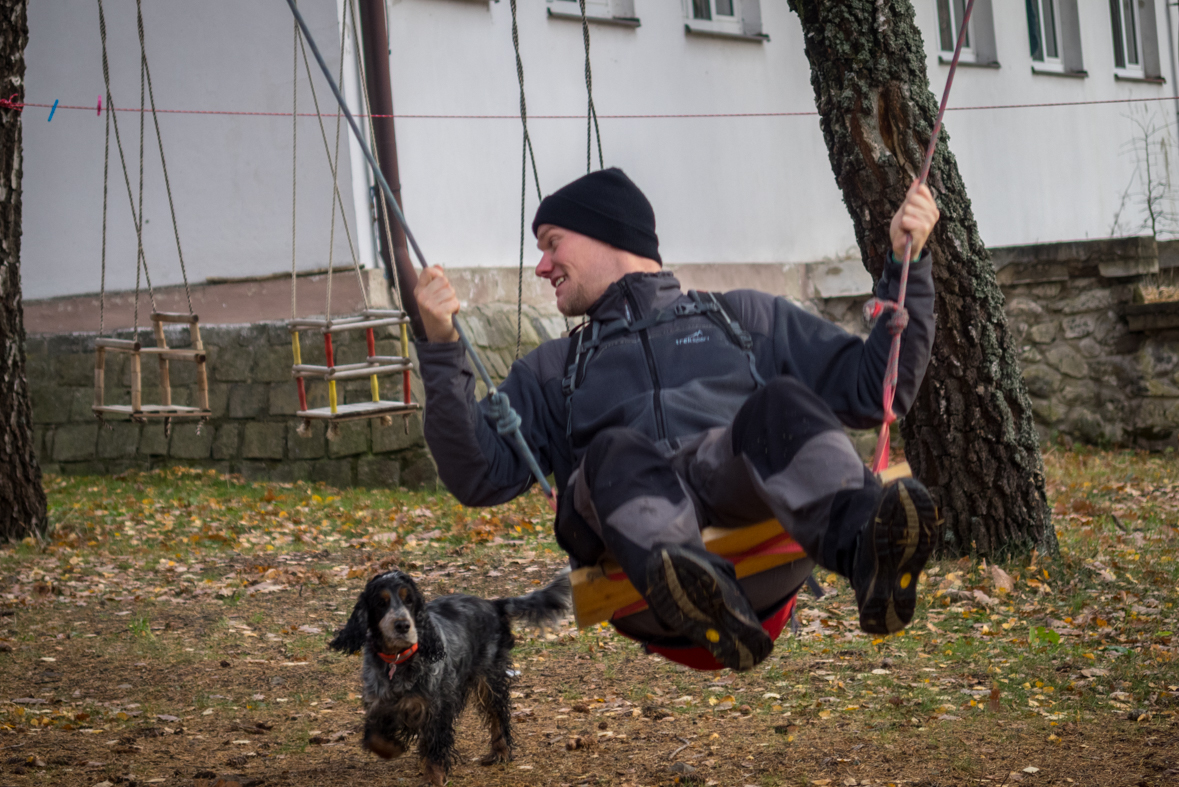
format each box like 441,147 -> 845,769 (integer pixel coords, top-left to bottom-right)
47,99 -> 58,122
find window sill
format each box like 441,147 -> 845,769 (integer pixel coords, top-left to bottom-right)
938,55 -> 999,69
547,8 -> 640,27
684,23 -> 768,43
1031,64 -> 1087,78
1114,71 -> 1165,84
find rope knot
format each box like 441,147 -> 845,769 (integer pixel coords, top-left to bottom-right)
863,298 -> 908,337
488,391 -> 523,437
0,94 -> 22,113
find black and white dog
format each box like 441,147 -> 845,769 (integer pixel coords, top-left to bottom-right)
329,569 -> 569,786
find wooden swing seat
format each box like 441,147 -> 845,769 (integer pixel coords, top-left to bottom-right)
570,461 -> 913,630
288,309 -> 421,430
92,312 -> 211,422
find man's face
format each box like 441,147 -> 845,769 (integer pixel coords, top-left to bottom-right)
535,225 -> 624,317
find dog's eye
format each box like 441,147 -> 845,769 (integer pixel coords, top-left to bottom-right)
397,587 -> 409,602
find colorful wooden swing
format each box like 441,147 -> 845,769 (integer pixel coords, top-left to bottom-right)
568,0 -> 976,666
91,0 -> 210,426
287,6 -> 418,438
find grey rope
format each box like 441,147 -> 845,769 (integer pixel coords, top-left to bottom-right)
136,0 -> 193,316
134,36 -> 146,334
99,90 -> 110,335
291,13 -> 298,320
97,0 -> 153,338
579,0 -> 604,172
285,0 -> 555,502
346,0 -> 402,309
296,30 -> 367,320
510,0 -> 543,359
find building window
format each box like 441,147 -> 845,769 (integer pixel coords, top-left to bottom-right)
1110,0 -> 1142,73
1027,0 -> 1060,65
936,0 -> 974,62
547,0 -> 639,27
1109,0 -> 1163,81
1027,0 -> 1084,76
683,0 -> 765,41
935,0 -> 998,67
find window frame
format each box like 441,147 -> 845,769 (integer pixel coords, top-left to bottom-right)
1027,0 -> 1066,73
936,0 -> 977,64
1110,0 -> 1145,78
688,0 -> 740,37
547,0 -> 639,27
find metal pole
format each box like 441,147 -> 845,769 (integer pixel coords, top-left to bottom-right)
357,0 -> 424,341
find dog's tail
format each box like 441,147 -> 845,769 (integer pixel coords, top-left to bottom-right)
495,569 -> 571,628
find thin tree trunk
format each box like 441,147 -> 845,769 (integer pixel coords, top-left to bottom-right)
0,0 -> 46,542
788,0 -> 1055,557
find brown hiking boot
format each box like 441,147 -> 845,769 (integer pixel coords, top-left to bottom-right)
852,478 -> 938,635
644,545 -> 772,671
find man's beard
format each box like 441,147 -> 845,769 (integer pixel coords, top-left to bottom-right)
557,283 -> 593,317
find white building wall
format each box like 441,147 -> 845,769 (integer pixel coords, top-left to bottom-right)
19,0 -> 1179,302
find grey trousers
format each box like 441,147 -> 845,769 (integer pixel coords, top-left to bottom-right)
556,376 -> 880,608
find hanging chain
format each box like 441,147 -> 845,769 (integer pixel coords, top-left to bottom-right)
347,0 -> 402,310
136,0 -> 192,316
578,0 -> 604,172
510,0 -> 543,359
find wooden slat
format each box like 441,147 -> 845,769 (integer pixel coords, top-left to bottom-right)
94,338 -> 140,351
138,348 -> 206,362
150,312 -> 199,324
570,544 -> 809,629
323,316 -> 410,334
295,400 -> 420,423
92,405 -> 212,417
877,461 -> 912,484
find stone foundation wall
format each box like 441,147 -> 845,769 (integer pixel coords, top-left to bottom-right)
24,321 -> 437,487
22,237 -> 1179,488
994,237 -> 1179,448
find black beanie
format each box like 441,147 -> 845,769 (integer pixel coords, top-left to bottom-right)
531,168 -> 661,264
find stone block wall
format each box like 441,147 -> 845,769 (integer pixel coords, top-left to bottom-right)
995,237 -> 1179,447
24,321 -> 438,487
22,237 -> 1179,488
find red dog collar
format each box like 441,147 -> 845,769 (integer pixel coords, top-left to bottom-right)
376,643 -> 418,678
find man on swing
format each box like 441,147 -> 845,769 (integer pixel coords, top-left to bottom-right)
414,168 -> 941,671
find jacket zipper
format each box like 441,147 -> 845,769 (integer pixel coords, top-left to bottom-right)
619,278 -> 667,442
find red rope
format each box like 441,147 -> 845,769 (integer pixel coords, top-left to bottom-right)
8,93 -> 1179,121
869,0 -> 975,475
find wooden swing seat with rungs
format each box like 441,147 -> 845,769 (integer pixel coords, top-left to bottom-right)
92,312 -> 212,422
569,461 -> 913,630
287,309 -> 421,429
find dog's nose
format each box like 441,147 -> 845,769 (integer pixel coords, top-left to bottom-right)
394,620 -> 411,635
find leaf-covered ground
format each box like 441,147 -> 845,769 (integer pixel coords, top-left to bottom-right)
0,446 -> 1176,786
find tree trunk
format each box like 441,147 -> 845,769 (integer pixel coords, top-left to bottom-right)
788,0 -> 1055,557
0,0 -> 46,543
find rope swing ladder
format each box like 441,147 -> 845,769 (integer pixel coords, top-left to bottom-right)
287,0 -> 419,441
91,0 -> 210,429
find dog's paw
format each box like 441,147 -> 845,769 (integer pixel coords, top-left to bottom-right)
422,759 -> 448,787
479,746 -> 511,766
363,732 -> 405,760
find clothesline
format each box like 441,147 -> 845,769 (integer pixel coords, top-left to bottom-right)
6,93 -> 1179,121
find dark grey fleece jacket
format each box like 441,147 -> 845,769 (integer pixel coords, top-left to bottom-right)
415,254 -> 935,508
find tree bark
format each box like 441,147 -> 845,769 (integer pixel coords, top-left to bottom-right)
0,0 -> 46,543
788,0 -> 1055,557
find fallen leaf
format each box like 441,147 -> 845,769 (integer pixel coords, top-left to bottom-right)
991,565 -> 1015,593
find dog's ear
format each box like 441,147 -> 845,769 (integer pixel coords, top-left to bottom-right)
398,573 -> 445,664
328,586 -> 371,654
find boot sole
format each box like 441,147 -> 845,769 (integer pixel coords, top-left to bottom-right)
858,481 -> 937,635
645,547 -> 772,671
